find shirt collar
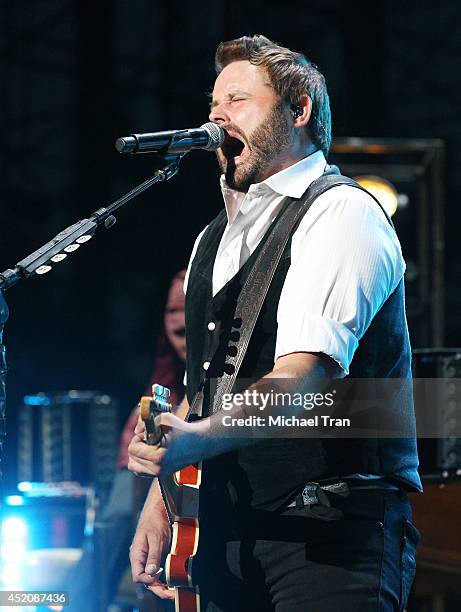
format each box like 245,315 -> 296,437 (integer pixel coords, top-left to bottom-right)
220,150 -> 327,224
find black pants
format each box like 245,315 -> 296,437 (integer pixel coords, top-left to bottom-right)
194,489 -> 420,612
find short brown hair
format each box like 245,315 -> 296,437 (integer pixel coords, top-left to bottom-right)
215,35 -> 332,157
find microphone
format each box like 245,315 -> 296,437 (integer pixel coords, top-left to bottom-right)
115,122 -> 225,155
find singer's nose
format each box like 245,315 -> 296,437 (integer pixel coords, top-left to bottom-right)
209,100 -> 229,125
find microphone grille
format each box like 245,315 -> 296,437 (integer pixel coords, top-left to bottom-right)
201,122 -> 225,151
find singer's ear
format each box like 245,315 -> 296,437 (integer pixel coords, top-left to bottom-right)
292,95 -> 312,128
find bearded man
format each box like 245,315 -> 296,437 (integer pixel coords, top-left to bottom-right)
128,35 -> 422,611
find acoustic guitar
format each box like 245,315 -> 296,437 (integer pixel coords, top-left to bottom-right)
139,383 -> 201,612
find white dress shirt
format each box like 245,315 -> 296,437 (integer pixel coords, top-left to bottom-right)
184,150 -> 405,376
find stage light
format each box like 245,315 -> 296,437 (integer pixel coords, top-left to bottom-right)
5,495 -> 24,506
0,516 -> 28,591
18,481 -> 33,492
354,175 -> 399,217
2,517 -> 27,540
23,395 -> 51,406
1,563 -> 20,585
1,542 -> 26,563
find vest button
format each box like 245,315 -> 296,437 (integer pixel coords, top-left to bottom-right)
223,363 -> 235,375
202,361 -> 210,371
207,321 -> 216,331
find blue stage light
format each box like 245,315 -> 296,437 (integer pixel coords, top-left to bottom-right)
5,495 -> 25,506
17,481 -> 33,492
1,541 -> 26,563
2,517 -> 27,540
23,394 -> 51,406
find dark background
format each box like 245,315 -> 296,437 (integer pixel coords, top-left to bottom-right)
1,0 -> 460,488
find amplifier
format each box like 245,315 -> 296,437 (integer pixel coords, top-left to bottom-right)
413,349 -> 461,480
17,390 -> 118,488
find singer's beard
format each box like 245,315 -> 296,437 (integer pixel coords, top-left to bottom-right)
217,101 -> 293,193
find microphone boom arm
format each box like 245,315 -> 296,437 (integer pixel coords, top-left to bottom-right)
0,155 -> 183,291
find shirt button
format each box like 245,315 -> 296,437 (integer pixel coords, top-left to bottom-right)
202,361 -> 210,371
223,251 -> 229,258
207,322 -> 216,331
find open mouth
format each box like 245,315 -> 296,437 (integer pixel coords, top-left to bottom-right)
173,327 -> 185,338
221,133 -> 246,160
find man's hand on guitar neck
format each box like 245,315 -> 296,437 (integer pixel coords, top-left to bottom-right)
128,352 -> 342,478
128,411 -> 206,477
129,479 -> 175,600
128,393 -> 202,477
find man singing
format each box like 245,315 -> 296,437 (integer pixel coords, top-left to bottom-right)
128,35 -> 421,611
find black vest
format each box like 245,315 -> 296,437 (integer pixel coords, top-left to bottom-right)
186,171 -> 422,512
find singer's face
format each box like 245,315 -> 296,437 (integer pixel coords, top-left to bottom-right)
209,61 -> 293,192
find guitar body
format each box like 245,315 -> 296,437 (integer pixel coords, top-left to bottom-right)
166,464 -> 201,611
139,385 -> 201,612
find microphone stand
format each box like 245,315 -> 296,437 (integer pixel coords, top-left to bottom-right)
0,153 -> 183,520
0,156 -> 182,291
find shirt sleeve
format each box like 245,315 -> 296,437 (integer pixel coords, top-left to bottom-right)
275,185 -> 406,374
